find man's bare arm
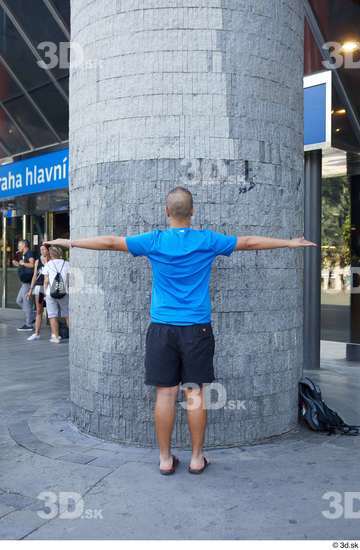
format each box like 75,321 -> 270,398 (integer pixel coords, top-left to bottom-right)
44,236 -> 129,252
20,257 -> 35,268
235,235 -> 317,251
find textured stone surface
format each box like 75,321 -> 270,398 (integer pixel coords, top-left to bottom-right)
69,0 -> 304,446
1,311 -> 360,539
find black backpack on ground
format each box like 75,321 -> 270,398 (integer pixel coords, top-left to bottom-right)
299,377 -> 360,436
50,260 -> 67,299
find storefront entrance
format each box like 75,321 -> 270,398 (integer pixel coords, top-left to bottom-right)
1,210 -> 69,308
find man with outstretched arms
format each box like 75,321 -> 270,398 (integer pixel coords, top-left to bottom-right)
46,186 -> 316,475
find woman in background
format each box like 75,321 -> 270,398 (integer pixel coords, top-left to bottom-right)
26,244 -> 50,341
43,245 -> 70,344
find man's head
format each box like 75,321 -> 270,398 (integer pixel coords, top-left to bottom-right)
49,246 -> 63,260
165,187 -> 193,224
18,239 -> 30,252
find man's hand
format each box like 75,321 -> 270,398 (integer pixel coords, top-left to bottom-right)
288,236 -> 317,248
236,235 -> 318,251
12,260 -> 19,267
43,238 -> 70,248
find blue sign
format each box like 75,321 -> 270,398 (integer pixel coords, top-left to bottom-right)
304,71 -> 332,151
304,84 -> 326,146
0,148 -> 69,200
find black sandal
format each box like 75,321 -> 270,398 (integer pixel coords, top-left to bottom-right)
160,455 -> 180,475
188,456 -> 209,475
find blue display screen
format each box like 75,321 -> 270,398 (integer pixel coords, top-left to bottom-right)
304,83 -> 327,147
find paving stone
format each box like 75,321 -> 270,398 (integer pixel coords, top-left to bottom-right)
0,509 -> 48,540
8,422 -> 66,459
0,504 -> 15,520
56,453 -> 99,465
2,268 -> 360,539
0,492 -> 38,511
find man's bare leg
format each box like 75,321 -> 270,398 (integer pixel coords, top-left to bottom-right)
184,385 -> 207,470
155,385 -> 179,471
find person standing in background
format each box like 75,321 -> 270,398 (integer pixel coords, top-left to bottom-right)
13,239 -> 35,331
43,246 -> 70,344
26,244 -> 51,341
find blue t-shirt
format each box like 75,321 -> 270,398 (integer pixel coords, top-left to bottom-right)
125,228 -> 237,325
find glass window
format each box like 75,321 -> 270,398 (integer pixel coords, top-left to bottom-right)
332,87 -> 359,152
321,153 -> 351,342
0,106 -> 28,154
5,214 -> 24,308
5,0 -> 69,81
29,214 -> 45,257
4,94 -> 57,147
0,139 -> 10,157
29,83 -> 68,140
52,0 -> 70,31
0,7 -> 51,91
310,0 -> 360,43
304,19 -> 324,76
53,212 -> 69,239
0,62 -> 22,102
308,0 -> 360,142
59,76 -> 69,96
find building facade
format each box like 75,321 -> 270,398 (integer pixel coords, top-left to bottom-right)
0,0 -> 360,446
0,1 -> 70,307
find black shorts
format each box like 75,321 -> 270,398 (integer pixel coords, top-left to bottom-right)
145,322 -> 215,387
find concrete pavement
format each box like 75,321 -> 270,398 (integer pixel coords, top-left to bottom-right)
0,308 -> 360,540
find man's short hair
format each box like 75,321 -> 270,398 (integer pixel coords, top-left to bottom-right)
19,239 -> 30,248
166,187 -> 193,220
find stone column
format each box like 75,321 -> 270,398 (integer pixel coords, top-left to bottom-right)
69,0 -> 304,446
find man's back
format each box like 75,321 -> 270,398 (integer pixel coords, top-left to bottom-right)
43,184 -> 315,473
126,228 -> 237,325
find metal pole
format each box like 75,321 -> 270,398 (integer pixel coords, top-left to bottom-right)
44,212 -> 49,242
304,150 -> 322,369
22,214 -> 27,240
2,214 -> 7,309
346,153 -> 360,361
29,215 -> 33,249
48,212 -> 54,240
